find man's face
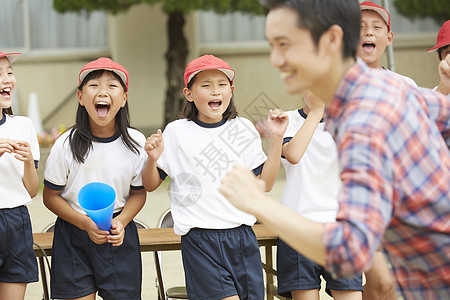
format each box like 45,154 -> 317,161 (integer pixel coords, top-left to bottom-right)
358,10 -> 393,68
265,7 -> 330,96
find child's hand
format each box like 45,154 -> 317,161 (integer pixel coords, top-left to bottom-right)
12,140 -> 34,163
437,55 -> 450,95
145,129 -> 164,161
108,219 -> 125,246
0,138 -> 17,158
266,109 -> 289,139
84,217 -> 109,244
303,91 -> 325,114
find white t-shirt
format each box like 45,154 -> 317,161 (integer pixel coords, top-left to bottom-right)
432,86 -> 450,99
0,113 -> 40,208
44,128 -> 147,214
157,117 -> 267,235
280,109 -> 340,223
386,69 -> 417,87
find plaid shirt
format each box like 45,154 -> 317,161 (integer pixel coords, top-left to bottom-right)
323,59 -> 450,299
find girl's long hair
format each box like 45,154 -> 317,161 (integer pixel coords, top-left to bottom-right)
183,74 -> 238,121
3,107 -> 13,115
68,70 -> 140,163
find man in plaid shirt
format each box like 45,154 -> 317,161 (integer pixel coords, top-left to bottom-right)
219,0 -> 450,299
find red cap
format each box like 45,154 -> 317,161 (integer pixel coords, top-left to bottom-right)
79,57 -> 129,90
360,1 -> 391,31
184,55 -> 235,87
427,20 -> 450,53
0,51 -> 21,64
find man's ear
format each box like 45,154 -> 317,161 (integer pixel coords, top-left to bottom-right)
322,24 -> 344,55
183,88 -> 194,102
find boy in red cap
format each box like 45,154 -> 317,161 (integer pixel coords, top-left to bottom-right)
43,57 -> 147,300
358,3 -> 403,299
0,51 -> 40,300
219,0 -> 450,299
428,20 -> 450,97
358,1 -> 416,87
143,54 -> 288,299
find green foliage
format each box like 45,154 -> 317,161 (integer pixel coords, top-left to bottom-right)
54,0 -> 263,15
53,0 -> 142,14
155,0 -> 263,14
393,0 -> 450,25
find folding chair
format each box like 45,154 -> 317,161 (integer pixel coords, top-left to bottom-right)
34,222 -> 56,300
155,209 -> 188,300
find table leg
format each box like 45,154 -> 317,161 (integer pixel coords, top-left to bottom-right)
266,246 -> 274,300
38,257 -> 50,300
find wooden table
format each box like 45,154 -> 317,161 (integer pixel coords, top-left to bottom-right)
33,224 -> 284,300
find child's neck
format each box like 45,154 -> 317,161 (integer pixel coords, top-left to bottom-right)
368,61 -> 383,69
303,105 -> 311,114
90,122 -> 117,138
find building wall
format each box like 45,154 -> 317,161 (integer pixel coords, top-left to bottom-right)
10,4 -> 441,138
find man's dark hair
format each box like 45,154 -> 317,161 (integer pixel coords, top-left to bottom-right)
260,0 -> 361,59
438,45 -> 450,61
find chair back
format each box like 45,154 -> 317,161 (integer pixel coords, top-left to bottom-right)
159,209 -> 174,229
155,209 -> 188,300
155,209 -> 172,300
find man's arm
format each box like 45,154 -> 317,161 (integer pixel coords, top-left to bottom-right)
219,164 -> 326,265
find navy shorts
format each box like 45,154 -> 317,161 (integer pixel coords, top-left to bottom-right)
50,216 -> 142,300
181,225 -> 264,300
277,238 -> 363,297
0,206 -> 38,283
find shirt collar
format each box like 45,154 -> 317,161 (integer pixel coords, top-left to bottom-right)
93,131 -> 121,143
325,58 -> 368,136
193,118 -> 227,128
298,108 -> 325,123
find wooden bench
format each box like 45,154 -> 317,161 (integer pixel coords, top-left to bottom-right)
33,224 -> 286,300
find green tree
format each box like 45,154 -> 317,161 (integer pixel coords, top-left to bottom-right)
53,0 -> 263,127
393,0 -> 450,25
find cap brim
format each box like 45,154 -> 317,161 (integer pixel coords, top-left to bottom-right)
360,5 -> 390,30
79,68 -> 128,87
0,53 -> 21,64
427,43 -> 450,53
187,68 -> 235,85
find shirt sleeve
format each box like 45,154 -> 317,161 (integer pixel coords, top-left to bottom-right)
155,124 -> 172,178
242,118 -> 267,170
43,134 -> 70,189
27,118 -> 40,167
130,130 -> 147,190
323,126 -> 394,278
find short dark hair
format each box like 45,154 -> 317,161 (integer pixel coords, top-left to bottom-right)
183,73 -> 238,121
260,0 -> 361,59
438,45 -> 450,61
